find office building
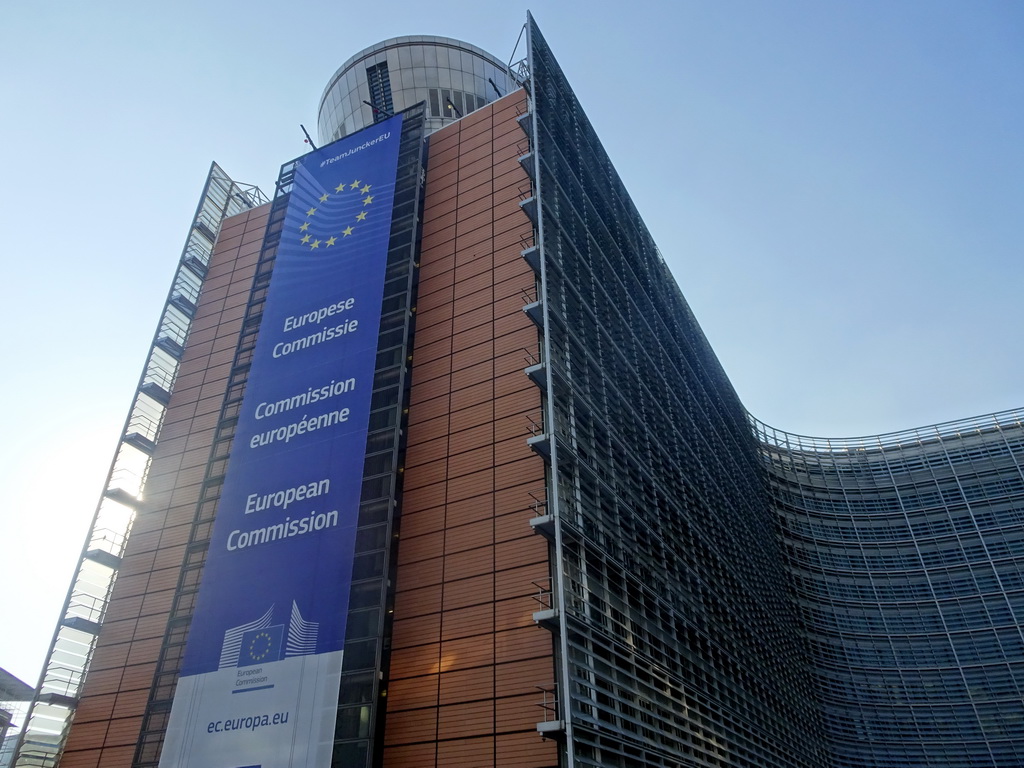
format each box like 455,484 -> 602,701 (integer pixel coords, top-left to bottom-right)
14,15 -> 1024,768
759,415 -> 1024,767
1,669 -> 33,768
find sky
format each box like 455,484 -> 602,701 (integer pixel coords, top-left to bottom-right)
1,0 -> 1021,688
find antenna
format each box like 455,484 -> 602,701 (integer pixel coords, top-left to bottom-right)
507,22 -> 526,73
445,98 -> 463,118
363,100 -> 394,118
300,124 -> 317,151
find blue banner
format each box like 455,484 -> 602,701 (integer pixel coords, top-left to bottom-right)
160,114 -> 404,768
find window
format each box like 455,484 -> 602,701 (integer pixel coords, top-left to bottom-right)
365,62 -> 393,122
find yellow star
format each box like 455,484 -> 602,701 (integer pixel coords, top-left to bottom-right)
349,180 -> 361,190
319,193 -> 329,203
334,182 -> 346,193
325,236 -> 337,247
342,226 -> 354,237
306,207 -> 316,216
300,234 -> 311,244
360,184 -> 371,194
310,239 -> 321,249
362,195 -> 373,205
299,221 -> 310,231
355,211 -> 367,221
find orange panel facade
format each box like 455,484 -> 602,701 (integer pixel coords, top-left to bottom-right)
384,92 -> 558,767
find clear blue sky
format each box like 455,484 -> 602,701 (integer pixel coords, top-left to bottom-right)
1,0 -> 1021,686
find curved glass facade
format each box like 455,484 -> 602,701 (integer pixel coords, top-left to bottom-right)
758,411 -> 1024,767
317,36 -> 515,142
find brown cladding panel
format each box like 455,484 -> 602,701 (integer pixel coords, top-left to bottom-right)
103,715 -> 144,746
436,701 -> 494,740
72,693 -> 117,725
91,745 -> 134,768
391,613 -> 442,650
438,666 -> 494,705
442,546 -> 494,582
60,749 -> 103,768
438,603 -> 494,641
398,506 -> 446,540
495,602 -> 541,637
436,737 -> 495,767
63,721 -> 108,751
389,640 -> 442,679
385,91 -> 556,767
382,743 -> 437,768
387,675 -> 441,711
497,731 -> 559,768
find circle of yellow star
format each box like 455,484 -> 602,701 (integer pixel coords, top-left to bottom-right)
300,234 -> 311,244
349,180 -> 361,190
342,226 -> 354,237
299,221 -> 310,231
356,211 -> 367,221
310,239 -> 321,249
325,236 -> 337,247
318,193 -> 329,203
360,184 -> 371,194
362,195 -> 373,205
248,631 -> 273,661
334,182 -> 346,193
306,207 -> 316,216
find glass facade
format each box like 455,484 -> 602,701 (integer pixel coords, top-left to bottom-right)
13,165 -> 266,768
0,669 -> 33,768
519,15 -> 1024,768
317,36 -> 515,141
522,17 -> 829,768
759,411 -> 1024,767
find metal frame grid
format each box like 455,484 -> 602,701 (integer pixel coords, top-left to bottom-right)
524,16 -> 828,768
13,165 -> 266,768
757,409 -> 1024,767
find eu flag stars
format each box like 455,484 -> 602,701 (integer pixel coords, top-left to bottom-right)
299,178 -> 376,250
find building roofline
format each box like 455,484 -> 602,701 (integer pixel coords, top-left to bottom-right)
318,35 -> 508,117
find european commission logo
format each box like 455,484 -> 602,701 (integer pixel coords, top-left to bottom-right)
219,602 -> 319,670
296,177 -> 377,251
238,626 -> 283,666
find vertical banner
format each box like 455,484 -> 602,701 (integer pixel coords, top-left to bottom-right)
160,114 -> 404,768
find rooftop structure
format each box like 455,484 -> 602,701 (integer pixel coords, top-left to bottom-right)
318,35 -> 516,141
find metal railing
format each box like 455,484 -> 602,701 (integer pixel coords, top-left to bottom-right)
13,164 -> 266,768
